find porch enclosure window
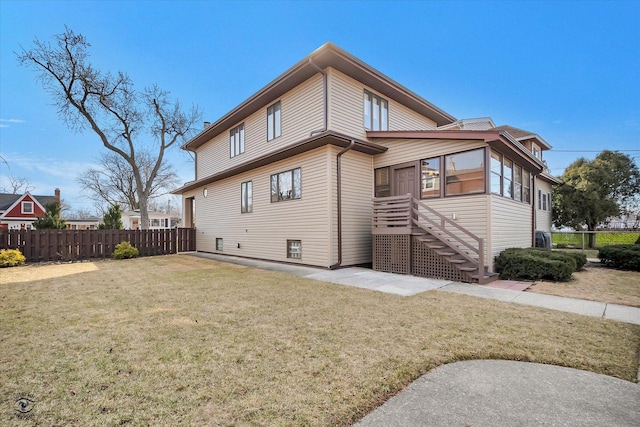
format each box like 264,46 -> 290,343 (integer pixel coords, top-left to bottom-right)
21,201 -> 33,214
420,157 -> 440,198
267,101 -> 281,141
374,167 -> 390,197
271,167 -> 301,202
230,123 -> 245,158
490,152 -> 502,195
503,158 -> 513,199
445,148 -> 485,196
287,240 -> 302,259
491,150 -> 531,204
241,181 -> 253,213
363,89 -> 388,131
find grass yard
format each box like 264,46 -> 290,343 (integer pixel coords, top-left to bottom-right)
530,263 -> 640,307
1,255 -> 639,426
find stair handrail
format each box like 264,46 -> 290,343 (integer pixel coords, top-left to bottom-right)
409,195 -> 485,269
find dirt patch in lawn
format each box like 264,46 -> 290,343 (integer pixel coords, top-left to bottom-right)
1,255 -> 639,426
529,262 -> 640,307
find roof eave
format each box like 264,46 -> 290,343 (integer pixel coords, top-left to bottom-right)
174,131 -> 387,194
183,42 -> 456,151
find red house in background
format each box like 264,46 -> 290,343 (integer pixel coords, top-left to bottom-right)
0,188 -> 60,230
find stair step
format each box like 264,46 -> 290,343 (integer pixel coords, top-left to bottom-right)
436,251 -> 456,256
449,259 -> 468,264
458,267 -> 477,272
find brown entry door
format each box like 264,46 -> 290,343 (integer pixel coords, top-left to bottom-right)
393,166 -> 417,197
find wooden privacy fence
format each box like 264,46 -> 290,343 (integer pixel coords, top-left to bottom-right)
0,228 -> 196,262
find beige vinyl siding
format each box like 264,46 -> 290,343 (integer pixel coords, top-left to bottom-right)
195,74 -> 324,179
335,148 -> 374,265
327,69 -> 437,140
373,138 -> 487,169
489,195 -> 533,265
536,179 -> 553,233
423,195 -> 490,266
192,146 -> 332,267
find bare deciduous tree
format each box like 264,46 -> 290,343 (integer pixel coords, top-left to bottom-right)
78,151 -> 180,212
17,27 -> 200,229
0,175 -> 36,194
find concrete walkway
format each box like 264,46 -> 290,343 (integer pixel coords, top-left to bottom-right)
355,360 -> 640,427
190,253 -> 640,425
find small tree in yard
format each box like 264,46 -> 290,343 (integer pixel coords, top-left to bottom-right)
553,150 -> 640,248
98,203 -> 124,230
32,201 -> 67,229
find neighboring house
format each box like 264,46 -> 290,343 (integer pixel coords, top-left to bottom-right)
121,210 -> 172,230
0,189 -> 61,230
65,217 -> 100,230
173,42 -> 560,283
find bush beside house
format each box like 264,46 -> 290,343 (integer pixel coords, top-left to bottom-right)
494,248 -> 586,282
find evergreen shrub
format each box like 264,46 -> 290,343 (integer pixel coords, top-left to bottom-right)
494,248 -> 578,282
598,245 -> 640,271
0,249 -> 27,267
112,241 -> 139,259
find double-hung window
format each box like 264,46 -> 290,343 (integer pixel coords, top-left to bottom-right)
271,168 -> 301,202
241,181 -> 253,213
21,201 -> 34,214
363,90 -> 388,131
230,123 -> 245,158
267,101 -> 281,141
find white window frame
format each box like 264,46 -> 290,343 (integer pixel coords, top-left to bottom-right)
230,123 -> 245,158
21,201 -> 34,214
267,101 -> 281,141
241,181 -> 253,213
363,89 -> 388,131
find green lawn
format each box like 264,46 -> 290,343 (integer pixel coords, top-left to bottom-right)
1,255 -> 639,426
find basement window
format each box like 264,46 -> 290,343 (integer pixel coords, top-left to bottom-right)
287,240 -> 302,259
216,238 -> 223,251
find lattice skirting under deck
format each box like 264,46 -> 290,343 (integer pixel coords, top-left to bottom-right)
373,234 -> 473,282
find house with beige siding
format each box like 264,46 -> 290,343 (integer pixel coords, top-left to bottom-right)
174,42 -> 560,283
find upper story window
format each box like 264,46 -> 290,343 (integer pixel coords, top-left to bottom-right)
230,123 -> 245,158
363,90 -> 388,131
271,167 -> 301,202
445,148 -> 485,196
532,144 -> 541,160
267,101 -> 281,141
21,201 -> 34,214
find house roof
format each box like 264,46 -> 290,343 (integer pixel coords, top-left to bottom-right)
182,42 -> 456,151
366,129 -> 546,172
0,193 -> 57,212
493,125 -> 552,150
173,131 -> 388,194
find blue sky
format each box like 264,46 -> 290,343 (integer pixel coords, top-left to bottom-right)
1,0 -> 639,213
